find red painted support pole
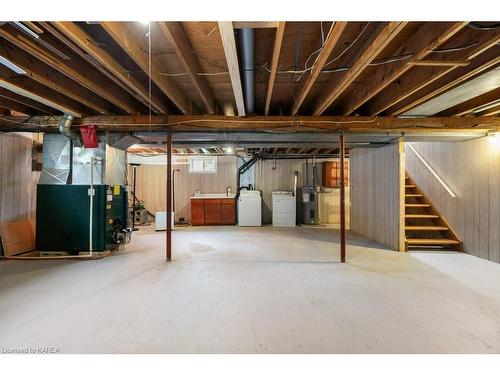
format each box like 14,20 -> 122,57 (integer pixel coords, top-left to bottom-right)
339,131 -> 346,263
166,130 -> 172,262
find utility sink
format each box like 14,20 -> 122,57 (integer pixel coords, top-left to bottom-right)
190,192 -> 236,199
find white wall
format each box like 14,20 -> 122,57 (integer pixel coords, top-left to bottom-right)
350,143 -> 404,251
406,137 -> 500,263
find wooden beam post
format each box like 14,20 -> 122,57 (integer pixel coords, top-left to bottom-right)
339,131 -> 346,263
218,22 -> 245,116
166,129 -> 172,262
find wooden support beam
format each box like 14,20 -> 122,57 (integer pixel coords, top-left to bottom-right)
0,87 -> 59,115
390,56 -> 500,116
366,34 -> 500,116
159,22 -> 215,114
1,115 -> 498,132
0,37 -> 110,114
264,22 -> 286,115
40,22 -> 157,113
0,95 -> 36,115
0,67 -> 82,116
435,87 -> 500,117
51,22 -> 169,114
313,22 -> 408,115
408,60 -> 470,67
218,22 -> 245,116
101,22 -> 192,114
233,22 -> 279,29
291,22 -> 347,115
341,22 -> 468,115
0,25 -> 140,114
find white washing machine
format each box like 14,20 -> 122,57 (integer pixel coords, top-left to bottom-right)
238,190 -> 262,226
272,191 -> 296,227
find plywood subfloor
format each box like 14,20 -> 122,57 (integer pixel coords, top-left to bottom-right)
1,226 -> 500,353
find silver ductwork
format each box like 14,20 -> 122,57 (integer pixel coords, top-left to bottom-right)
58,113 -> 81,147
239,28 -> 254,114
39,133 -> 127,186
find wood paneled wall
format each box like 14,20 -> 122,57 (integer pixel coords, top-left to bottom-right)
0,133 -> 39,223
130,156 -> 237,223
350,143 -> 404,251
406,138 -> 500,263
253,159 -> 350,225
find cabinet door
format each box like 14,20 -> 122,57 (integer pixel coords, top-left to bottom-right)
204,200 -> 222,224
221,199 -> 235,225
191,200 -> 205,225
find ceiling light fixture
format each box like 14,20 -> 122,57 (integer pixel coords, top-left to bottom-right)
13,21 -> 39,39
224,147 -> 234,154
0,55 -> 26,74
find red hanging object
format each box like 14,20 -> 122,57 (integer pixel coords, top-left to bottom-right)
79,125 -> 98,148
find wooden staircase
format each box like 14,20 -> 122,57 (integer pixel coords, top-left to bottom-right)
404,173 -> 462,251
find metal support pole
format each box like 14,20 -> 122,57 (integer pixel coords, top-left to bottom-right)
166,130 -> 172,262
339,131 -> 346,263
132,166 -> 137,231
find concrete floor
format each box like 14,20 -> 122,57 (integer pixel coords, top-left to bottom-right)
1,225 -> 500,354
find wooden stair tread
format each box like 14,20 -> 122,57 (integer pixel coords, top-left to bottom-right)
405,194 -> 423,197
405,214 -> 439,218
406,238 -> 460,245
405,184 -> 416,188
405,226 -> 448,231
405,203 -> 431,207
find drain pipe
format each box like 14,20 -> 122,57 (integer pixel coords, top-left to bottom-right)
239,29 -> 254,114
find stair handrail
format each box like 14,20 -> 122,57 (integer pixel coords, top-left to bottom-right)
407,144 -> 456,198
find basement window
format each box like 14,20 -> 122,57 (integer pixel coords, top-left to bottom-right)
188,156 -> 218,174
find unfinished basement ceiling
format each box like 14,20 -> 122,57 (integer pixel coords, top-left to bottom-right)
0,21 -> 498,122
403,67 -> 500,116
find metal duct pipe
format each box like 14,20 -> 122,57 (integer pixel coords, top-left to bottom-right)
239,29 -> 254,114
59,113 -> 81,146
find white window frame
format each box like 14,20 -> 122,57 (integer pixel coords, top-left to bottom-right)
188,156 -> 218,174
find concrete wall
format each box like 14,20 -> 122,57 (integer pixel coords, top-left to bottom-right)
406,137 -> 500,263
0,132 -> 39,223
350,143 -> 404,251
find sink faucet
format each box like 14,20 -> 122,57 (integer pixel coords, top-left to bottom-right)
226,186 -> 232,197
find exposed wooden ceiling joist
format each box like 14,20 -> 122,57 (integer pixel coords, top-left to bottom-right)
233,22 -> 279,29
0,87 -> 60,115
435,86 -> 500,117
159,22 -> 216,114
341,22 -> 468,115
313,22 -> 408,115
0,25 -> 140,114
39,22 -> 158,113
100,21 -> 193,114
0,76 -> 81,116
264,22 -> 286,115
0,36 -> 110,114
366,34 -> 500,116
218,22 -> 245,116
51,22 -> 169,115
291,22 -> 347,115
